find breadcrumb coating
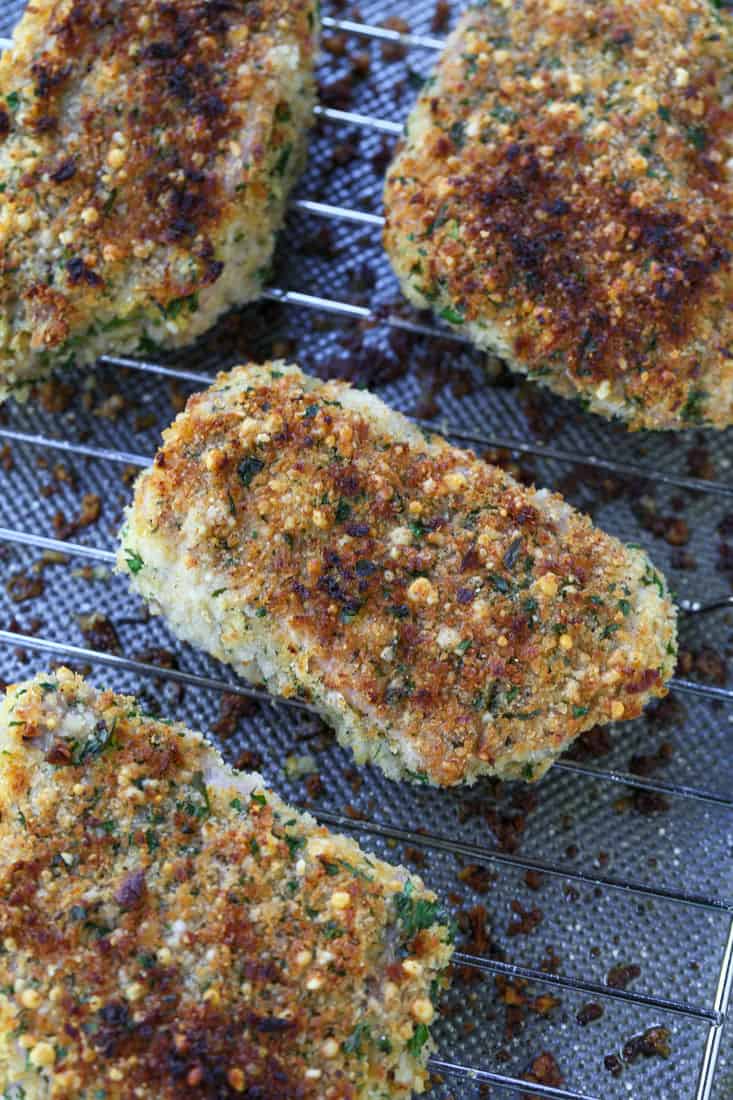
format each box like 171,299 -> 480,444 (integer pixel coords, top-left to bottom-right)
0,0 -> 317,399
0,669 -> 453,1099
384,0 -> 733,430
119,361 -> 677,786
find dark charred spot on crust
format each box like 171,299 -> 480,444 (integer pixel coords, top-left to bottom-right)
66,256 -> 103,287
23,0 -> 287,269
31,59 -> 72,100
133,1005 -> 307,1098
50,156 -> 76,183
449,143 -> 729,385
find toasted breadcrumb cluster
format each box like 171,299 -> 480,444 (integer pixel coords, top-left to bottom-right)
0,670 -> 453,1099
0,0 -> 317,399
384,0 -> 733,430
119,362 -> 676,787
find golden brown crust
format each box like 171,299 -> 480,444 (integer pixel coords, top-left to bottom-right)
120,362 -> 676,787
383,0 -> 733,430
0,0 -> 317,393
0,670 -> 453,1099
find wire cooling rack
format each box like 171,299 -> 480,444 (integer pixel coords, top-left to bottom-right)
0,1 -> 733,1097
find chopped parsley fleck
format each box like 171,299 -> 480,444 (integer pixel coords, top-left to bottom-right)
162,293 -> 198,320
394,885 -> 440,938
189,771 -> 211,820
274,143 -> 292,176
439,304 -> 465,325
681,388 -> 708,423
406,1023 -> 430,1056
238,454 -> 265,487
124,549 -> 144,574
686,125 -> 707,151
284,834 -> 306,859
342,1022 -> 371,1057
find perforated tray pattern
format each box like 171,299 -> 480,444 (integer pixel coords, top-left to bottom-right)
0,0 -> 731,1097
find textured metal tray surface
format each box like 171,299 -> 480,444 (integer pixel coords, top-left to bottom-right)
0,0 -> 732,1097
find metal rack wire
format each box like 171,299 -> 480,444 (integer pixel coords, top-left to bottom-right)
0,5 -> 732,1099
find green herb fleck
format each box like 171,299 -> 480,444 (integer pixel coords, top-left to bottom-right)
238,455 -> 265,487
406,1023 -> 430,1056
343,1022 -> 371,1057
125,549 -> 144,574
335,499 -> 351,522
439,305 -> 465,325
274,143 -> 292,176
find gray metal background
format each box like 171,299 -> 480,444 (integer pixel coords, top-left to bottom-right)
0,0 -> 731,1097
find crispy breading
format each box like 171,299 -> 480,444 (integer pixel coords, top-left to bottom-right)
0,0 -> 317,399
118,361 -> 677,786
383,0 -> 733,430
0,669 -> 453,1099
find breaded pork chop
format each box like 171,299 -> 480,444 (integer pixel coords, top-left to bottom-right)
118,362 -> 677,786
0,0 -> 317,400
0,669 -> 453,1100
383,0 -> 733,431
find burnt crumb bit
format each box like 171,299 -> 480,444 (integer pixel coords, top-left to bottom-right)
606,962 -> 641,989
233,748 -> 264,772
614,789 -> 671,815
623,1026 -> 672,1062
628,740 -> 673,776
457,863 -> 496,894
77,612 -> 121,654
540,946 -> 561,975
523,870 -> 543,891
522,1051 -> 563,1097
604,1053 -> 624,1077
303,772 -> 325,801
380,16 -> 410,60
664,518 -> 690,547
6,571 -> 44,603
212,691 -> 259,738
455,903 -> 499,985
431,0 -> 451,32
563,725 -> 611,761
677,646 -> 728,686
52,492 -> 102,540
576,1002 -> 604,1026
322,32 -> 348,56
507,899 -> 542,937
